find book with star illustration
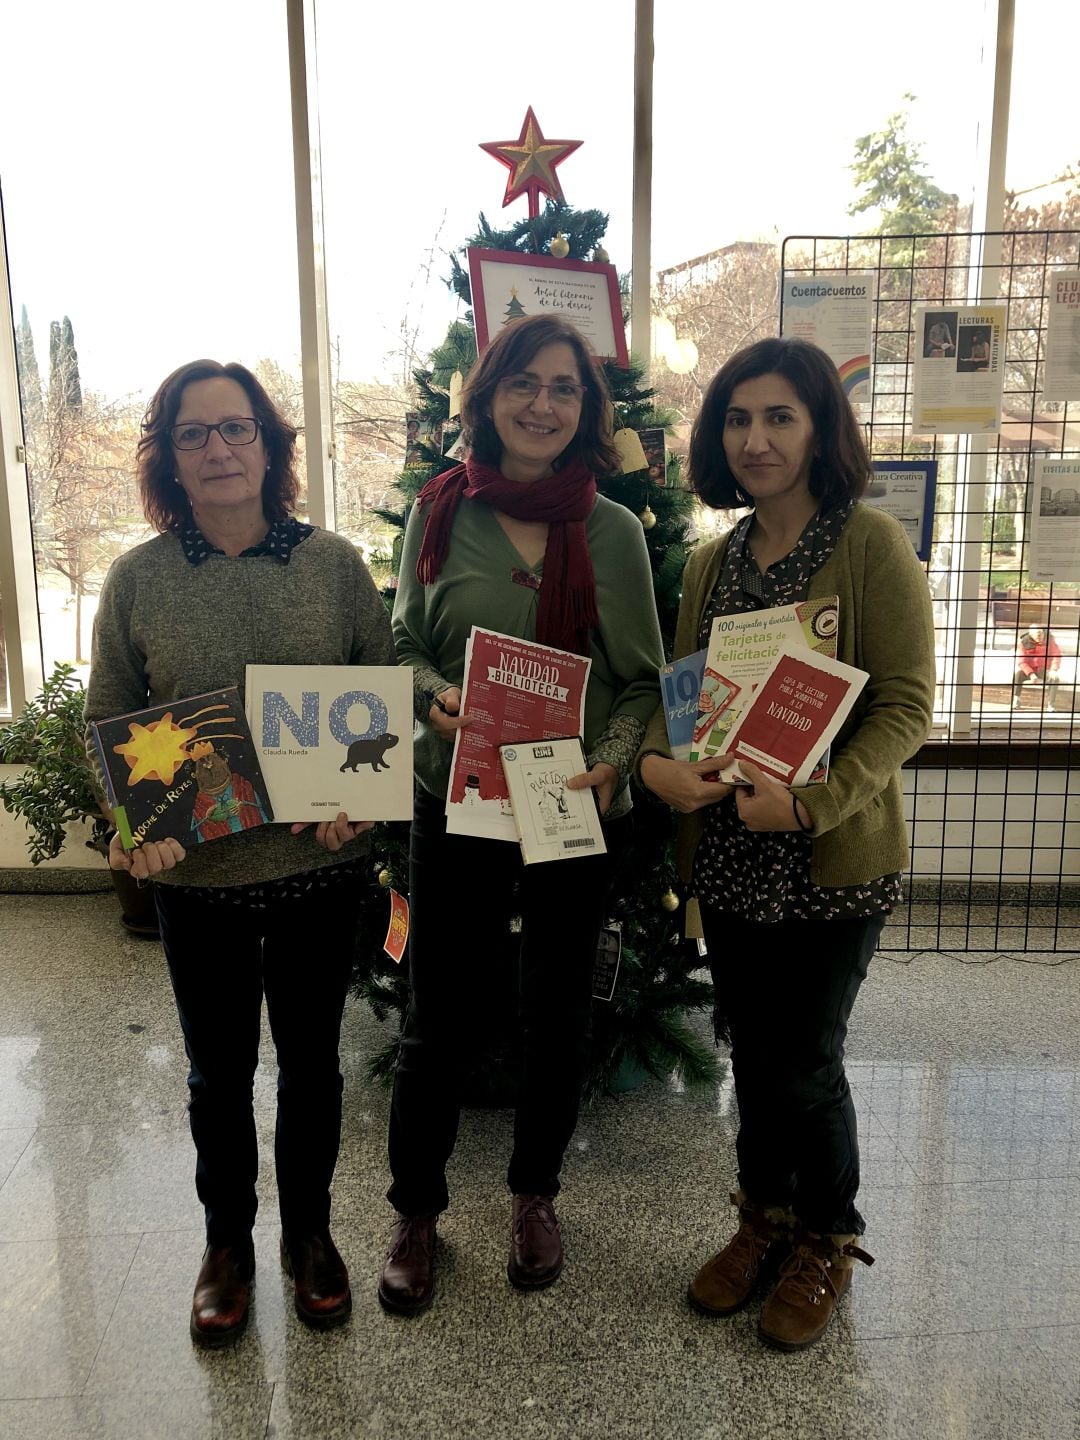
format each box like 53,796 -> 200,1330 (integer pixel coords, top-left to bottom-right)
89,686 -> 273,852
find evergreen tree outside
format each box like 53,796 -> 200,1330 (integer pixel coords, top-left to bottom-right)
15,306 -> 43,427
60,317 -> 83,411
354,197 -> 719,1100
848,96 -> 958,235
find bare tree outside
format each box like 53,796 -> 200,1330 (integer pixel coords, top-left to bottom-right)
652,241 -> 780,420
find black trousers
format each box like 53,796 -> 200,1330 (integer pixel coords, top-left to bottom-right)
155,880 -> 358,1247
387,785 -> 627,1216
699,906 -> 885,1236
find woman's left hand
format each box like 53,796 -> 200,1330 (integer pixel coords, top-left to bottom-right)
290,812 -> 374,851
732,760 -> 812,834
565,762 -> 619,817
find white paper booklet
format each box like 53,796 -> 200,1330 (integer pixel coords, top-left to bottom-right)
245,665 -> 413,822
499,737 -> 607,865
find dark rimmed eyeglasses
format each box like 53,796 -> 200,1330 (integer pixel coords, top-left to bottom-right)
170,418 -> 260,450
499,376 -> 586,405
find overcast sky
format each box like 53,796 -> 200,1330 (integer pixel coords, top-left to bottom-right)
1,0 -> 1075,403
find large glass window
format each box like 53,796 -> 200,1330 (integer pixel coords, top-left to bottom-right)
0,1 -> 299,678
651,0 -> 985,425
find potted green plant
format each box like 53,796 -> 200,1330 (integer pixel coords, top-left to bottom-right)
0,663 -> 157,934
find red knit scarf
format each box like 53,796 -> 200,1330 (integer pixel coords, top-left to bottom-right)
415,455 -> 599,656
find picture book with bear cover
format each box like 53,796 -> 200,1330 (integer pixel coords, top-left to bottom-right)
245,665 -> 413,822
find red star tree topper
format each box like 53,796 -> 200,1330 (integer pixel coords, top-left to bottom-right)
479,107 -> 582,219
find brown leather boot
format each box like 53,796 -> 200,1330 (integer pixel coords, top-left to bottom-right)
508,1194 -> 564,1290
189,1243 -> 255,1347
758,1231 -> 874,1351
688,1191 -> 795,1317
280,1232 -> 352,1329
378,1213 -> 438,1316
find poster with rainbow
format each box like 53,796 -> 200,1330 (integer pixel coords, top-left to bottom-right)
780,274 -> 875,401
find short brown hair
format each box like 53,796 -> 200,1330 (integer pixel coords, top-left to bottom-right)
461,314 -> 620,477
688,337 -> 871,510
137,359 -> 300,532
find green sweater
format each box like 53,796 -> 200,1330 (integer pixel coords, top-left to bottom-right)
638,503 -> 936,887
86,528 -> 396,887
393,494 -> 664,819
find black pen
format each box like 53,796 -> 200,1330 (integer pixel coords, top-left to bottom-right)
433,696 -> 449,713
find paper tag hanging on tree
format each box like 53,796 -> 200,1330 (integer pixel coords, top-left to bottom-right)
592,925 -> 622,1001
448,370 -> 464,421
383,889 -> 410,965
639,427 -> 668,486
613,427 -> 648,475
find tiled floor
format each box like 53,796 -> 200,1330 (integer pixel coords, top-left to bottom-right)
0,892 -> 1078,1439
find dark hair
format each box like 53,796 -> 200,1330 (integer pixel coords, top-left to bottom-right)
688,337 -> 871,510
137,359 -> 299,532
461,314 -> 620,477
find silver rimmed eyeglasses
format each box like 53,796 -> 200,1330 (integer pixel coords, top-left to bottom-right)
170,418 -> 260,450
499,376 -> 586,405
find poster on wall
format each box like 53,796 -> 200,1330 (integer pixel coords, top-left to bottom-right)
467,247 -> 628,363
1029,457 -> 1080,584
780,274 -> 874,400
1043,272 -> 1080,403
912,305 -> 1006,435
862,460 -> 937,560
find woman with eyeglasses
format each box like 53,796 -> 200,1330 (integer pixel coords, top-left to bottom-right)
637,337 -> 935,1351
86,359 -> 396,1346
379,314 -> 664,1314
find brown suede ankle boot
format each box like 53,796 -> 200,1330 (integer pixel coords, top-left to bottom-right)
758,1231 -> 874,1351
688,1191 -> 796,1317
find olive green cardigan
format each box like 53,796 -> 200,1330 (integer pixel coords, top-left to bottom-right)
637,504 -> 936,888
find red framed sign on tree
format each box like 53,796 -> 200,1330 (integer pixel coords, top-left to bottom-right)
467,247 -> 628,365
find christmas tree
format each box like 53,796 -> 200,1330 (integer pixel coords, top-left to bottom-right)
354,196 -> 719,1099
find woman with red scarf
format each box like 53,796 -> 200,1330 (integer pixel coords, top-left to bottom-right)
379,315 -> 663,1314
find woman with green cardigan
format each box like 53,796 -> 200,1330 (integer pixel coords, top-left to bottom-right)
638,337 -> 934,1352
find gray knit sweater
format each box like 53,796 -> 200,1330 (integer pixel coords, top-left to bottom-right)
85,529 -> 396,887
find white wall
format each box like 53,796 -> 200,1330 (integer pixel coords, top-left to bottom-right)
904,767 -> 1079,882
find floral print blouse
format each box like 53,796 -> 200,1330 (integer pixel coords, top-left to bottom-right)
693,503 -> 902,924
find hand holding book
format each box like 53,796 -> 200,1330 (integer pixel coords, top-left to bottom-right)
109,831 -> 186,881
639,754 -> 736,814
429,686 -> 469,741
729,760 -> 814,833
564,760 -> 618,816
289,812 -> 375,851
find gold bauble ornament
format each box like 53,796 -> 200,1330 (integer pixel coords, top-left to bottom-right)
549,231 -> 570,258
639,505 -> 657,530
377,868 -> 391,888
592,244 -> 610,264
660,888 -> 679,912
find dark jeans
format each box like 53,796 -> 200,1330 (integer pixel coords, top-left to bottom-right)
1013,669 -> 1058,706
387,785 -> 627,1216
155,880 -> 359,1247
699,906 -> 885,1236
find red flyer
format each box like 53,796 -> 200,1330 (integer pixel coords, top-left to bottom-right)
446,627 -> 592,842
719,646 -> 868,787
383,889 -> 410,965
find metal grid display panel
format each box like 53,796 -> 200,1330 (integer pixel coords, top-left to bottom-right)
781,232 -> 1079,953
